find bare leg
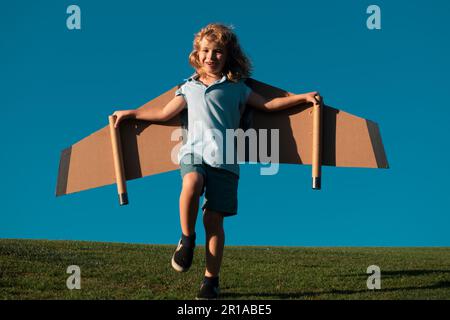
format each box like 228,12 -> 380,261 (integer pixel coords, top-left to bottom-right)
179,172 -> 204,236
203,209 -> 225,277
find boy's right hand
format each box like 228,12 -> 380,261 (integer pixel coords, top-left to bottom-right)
112,110 -> 135,128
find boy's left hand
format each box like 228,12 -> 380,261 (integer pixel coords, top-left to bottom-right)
304,92 -> 322,105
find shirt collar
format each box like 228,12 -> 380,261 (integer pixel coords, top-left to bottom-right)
186,73 -> 227,86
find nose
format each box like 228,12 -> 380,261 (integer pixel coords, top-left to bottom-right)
207,51 -> 216,61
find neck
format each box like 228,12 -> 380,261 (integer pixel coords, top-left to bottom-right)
200,71 -> 223,81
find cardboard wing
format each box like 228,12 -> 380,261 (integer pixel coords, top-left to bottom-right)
56,78 -> 388,197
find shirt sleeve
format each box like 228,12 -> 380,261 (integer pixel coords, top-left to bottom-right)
244,84 -> 252,103
239,80 -> 252,115
240,80 -> 252,104
175,84 -> 185,97
240,80 -> 252,108
175,83 -> 188,109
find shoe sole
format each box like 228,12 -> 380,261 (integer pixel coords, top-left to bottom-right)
171,254 -> 188,272
195,288 -> 220,300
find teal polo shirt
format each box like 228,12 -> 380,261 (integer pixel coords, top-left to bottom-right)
175,74 -> 252,176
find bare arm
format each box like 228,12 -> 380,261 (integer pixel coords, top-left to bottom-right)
113,95 -> 186,128
246,91 -> 321,112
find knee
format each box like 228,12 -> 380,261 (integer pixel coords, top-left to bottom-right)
203,210 -> 224,232
182,173 -> 204,197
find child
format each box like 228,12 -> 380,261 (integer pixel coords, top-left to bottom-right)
113,23 -> 321,299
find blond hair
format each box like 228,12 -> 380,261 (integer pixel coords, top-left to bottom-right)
189,23 -> 252,82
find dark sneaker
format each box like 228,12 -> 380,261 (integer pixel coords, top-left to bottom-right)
196,281 -> 220,300
171,239 -> 194,272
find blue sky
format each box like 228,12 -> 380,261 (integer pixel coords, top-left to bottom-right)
1,0 -> 449,246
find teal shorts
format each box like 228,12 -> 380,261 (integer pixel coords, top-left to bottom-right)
180,154 -> 239,217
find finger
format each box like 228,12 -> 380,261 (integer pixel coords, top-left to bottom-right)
315,96 -> 323,105
313,96 -> 320,105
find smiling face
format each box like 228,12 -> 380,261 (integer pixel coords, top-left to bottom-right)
198,37 -> 227,79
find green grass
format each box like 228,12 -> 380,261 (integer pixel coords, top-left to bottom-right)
0,239 -> 449,299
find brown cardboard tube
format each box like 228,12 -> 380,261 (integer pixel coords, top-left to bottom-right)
108,115 -> 129,205
312,96 -> 322,190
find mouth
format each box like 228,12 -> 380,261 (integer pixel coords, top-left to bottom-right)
205,62 -> 217,68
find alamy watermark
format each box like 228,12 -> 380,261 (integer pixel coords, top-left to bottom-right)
170,121 -> 280,175
367,5 -> 381,30
66,265 -> 81,290
366,265 -> 381,290
66,5 -> 81,30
